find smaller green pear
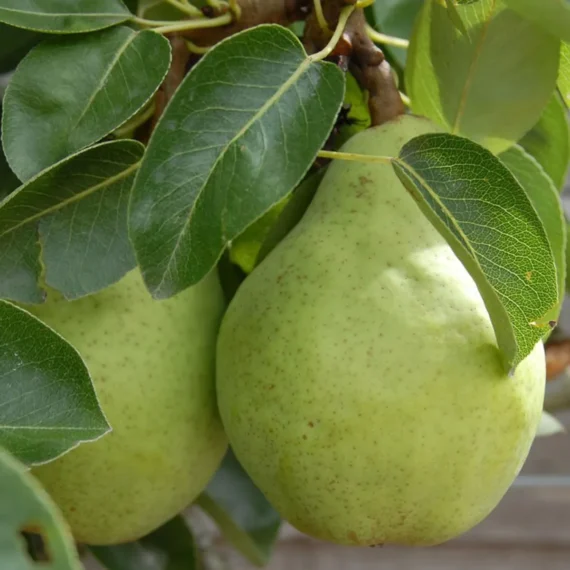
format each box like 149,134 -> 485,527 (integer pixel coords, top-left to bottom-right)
30,269 -> 227,545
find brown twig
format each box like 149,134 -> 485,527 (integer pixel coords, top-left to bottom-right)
303,0 -> 404,126
184,0 -> 311,45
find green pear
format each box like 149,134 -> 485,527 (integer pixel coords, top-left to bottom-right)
30,269 -> 227,545
216,115 -> 546,546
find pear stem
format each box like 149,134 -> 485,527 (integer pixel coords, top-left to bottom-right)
309,5 -> 356,62
317,149 -> 393,165
366,25 -> 410,49
313,0 -> 330,32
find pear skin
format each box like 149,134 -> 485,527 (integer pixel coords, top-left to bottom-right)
216,115 -> 545,546
31,269 -> 227,545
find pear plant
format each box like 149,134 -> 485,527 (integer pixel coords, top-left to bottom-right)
0,0 -> 569,568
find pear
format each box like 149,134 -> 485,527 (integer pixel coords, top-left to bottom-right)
30,269 -> 227,545
216,115 -> 546,547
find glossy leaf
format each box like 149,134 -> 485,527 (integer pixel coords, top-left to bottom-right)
130,24 -> 345,299
519,92 -> 570,189
0,108 -> 20,200
505,0 -> 570,41
499,145 -> 566,311
91,516 -> 200,570
560,41 -> 570,106
0,23 -> 41,73
0,301 -> 109,465
0,140 -> 143,302
230,198 -> 289,274
368,0 -> 423,67
3,26 -> 170,181
393,133 -> 559,371
0,226 -> 42,304
407,0 -> 560,153
0,0 -> 131,34
197,450 -> 280,567
333,72 -> 371,148
0,446 -> 81,569
257,168 -> 325,265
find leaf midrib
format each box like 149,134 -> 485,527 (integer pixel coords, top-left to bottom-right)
155,52 -> 315,294
67,29 -> 138,141
0,160 -> 140,238
452,0 -> 497,134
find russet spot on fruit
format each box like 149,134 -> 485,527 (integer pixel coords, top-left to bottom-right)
216,114 -> 545,547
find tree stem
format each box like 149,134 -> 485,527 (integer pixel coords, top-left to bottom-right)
317,150 -> 393,164
366,25 -> 410,49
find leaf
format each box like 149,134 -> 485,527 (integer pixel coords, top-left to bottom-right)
0,226 -> 42,304
0,301 -> 109,465
499,145 -> 566,311
406,0 -> 560,153
257,168 -> 325,264
0,446 -> 81,569
3,26 -> 170,181
0,108 -> 20,200
333,72 -> 371,149
91,516 -> 200,570
196,450 -> 280,567
0,0 -> 131,34
536,411 -> 565,436
560,41 -> 570,107
444,0 -> 468,36
519,92 -> 570,189
129,24 -> 345,299
368,0 -> 423,67
230,198 -> 289,274
0,23 -> 41,73
0,140 -> 143,303
505,0 -> 570,41
393,133 -> 559,371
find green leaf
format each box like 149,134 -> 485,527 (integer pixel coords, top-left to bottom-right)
3,26 -> 170,181
0,0 -> 131,34
0,226 -> 42,304
443,0 -> 468,36
505,0 -> 570,41
0,140 -> 143,302
0,108 -> 20,200
129,24 -> 345,299
393,133 -> 559,371
0,23 -> 41,73
560,41 -> 570,107
124,0 -> 138,12
499,145 -> 566,311
257,168 -> 325,264
333,72 -> 371,149
519,92 -> 570,189
196,450 -> 280,567
230,198 -> 289,274
368,0 -> 423,67
0,301 -> 109,465
91,516 -> 200,570
0,446 -> 81,569
406,0 -> 560,153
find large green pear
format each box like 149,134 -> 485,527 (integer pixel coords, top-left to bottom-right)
216,115 -> 546,547
30,269 -> 227,545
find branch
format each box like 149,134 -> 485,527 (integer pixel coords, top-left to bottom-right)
303,0 -> 404,126
183,0 -> 311,45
